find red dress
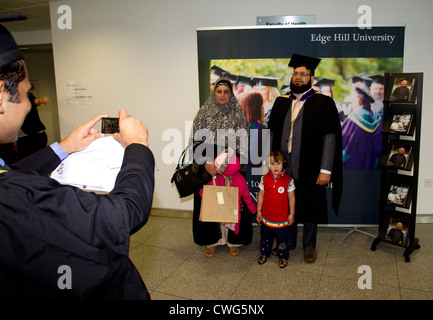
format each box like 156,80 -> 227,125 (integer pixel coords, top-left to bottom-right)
260,172 -> 295,228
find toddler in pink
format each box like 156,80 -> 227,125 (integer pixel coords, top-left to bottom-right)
200,153 -> 257,235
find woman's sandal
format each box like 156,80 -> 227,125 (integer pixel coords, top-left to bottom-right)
229,247 -> 240,256
278,259 -> 288,269
257,255 -> 267,265
205,246 -> 216,258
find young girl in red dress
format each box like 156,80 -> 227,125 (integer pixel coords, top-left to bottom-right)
256,150 -> 295,268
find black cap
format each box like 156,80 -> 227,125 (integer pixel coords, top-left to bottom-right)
281,84 -> 290,95
236,75 -> 253,87
252,76 -> 279,88
0,24 -> 24,67
351,73 -> 371,83
355,86 -> 375,104
367,74 -> 385,87
288,53 -> 321,72
315,78 -> 335,88
224,72 -> 238,84
211,65 -> 225,77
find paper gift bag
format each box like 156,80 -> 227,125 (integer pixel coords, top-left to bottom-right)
199,176 -> 239,224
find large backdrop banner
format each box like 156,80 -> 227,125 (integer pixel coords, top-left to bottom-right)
197,25 -> 405,225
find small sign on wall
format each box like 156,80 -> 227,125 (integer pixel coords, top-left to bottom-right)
65,79 -> 93,105
256,15 -> 315,26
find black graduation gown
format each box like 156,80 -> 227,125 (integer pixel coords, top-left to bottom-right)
0,143 -> 155,299
268,92 -> 343,224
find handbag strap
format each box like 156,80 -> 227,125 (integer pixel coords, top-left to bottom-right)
176,143 -> 193,169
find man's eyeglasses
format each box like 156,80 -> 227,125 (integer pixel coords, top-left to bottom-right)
292,72 -> 311,77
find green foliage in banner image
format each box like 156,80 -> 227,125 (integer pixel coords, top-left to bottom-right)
210,57 -> 402,103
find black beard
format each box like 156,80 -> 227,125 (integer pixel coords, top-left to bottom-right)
290,79 -> 312,94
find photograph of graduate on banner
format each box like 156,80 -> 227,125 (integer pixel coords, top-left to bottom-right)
200,57 -> 402,207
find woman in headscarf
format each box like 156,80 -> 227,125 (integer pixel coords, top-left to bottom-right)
191,77 -> 251,258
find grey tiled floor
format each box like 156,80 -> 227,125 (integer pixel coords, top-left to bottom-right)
129,209 -> 433,300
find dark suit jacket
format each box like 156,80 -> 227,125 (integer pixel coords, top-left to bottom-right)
0,143 -> 155,299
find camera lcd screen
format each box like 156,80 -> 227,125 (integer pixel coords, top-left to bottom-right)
101,117 -> 119,134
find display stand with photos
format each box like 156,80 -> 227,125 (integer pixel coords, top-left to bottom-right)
371,73 -> 422,262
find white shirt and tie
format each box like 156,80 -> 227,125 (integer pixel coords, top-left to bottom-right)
288,97 -> 301,153
286,93 -> 334,179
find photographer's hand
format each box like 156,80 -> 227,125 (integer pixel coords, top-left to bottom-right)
59,114 -> 107,155
113,109 -> 149,147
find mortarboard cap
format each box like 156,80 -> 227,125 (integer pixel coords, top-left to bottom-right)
252,76 -> 279,88
224,72 -> 238,84
288,53 -> 321,72
211,65 -> 225,77
315,78 -> 335,88
281,84 -> 290,95
367,74 -> 385,86
236,75 -> 253,87
0,23 -> 24,67
355,86 -> 375,105
351,73 -> 371,83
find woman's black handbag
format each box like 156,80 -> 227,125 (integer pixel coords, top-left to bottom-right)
171,144 -> 212,198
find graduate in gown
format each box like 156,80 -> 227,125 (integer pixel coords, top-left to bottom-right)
268,54 -> 343,263
341,87 -> 382,170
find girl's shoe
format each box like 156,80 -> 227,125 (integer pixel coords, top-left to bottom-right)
205,246 -> 216,258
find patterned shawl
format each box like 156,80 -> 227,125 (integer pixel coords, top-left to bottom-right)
192,78 -> 249,168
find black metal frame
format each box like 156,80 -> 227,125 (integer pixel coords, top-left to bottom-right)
371,72 -> 423,262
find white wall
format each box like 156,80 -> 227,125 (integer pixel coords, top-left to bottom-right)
48,0 -> 433,218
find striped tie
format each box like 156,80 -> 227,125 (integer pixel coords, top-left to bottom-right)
288,99 -> 300,153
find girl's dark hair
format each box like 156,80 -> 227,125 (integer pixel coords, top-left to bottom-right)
0,59 -> 26,103
270,150 -> 288,168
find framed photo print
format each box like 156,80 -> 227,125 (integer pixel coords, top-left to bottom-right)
387,184 -> 410,208
381,174 -> 413,209
382,109 -> 415,136
383,210 -> 410,247
381,140 -> 414,171
385,73 -> 417,103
